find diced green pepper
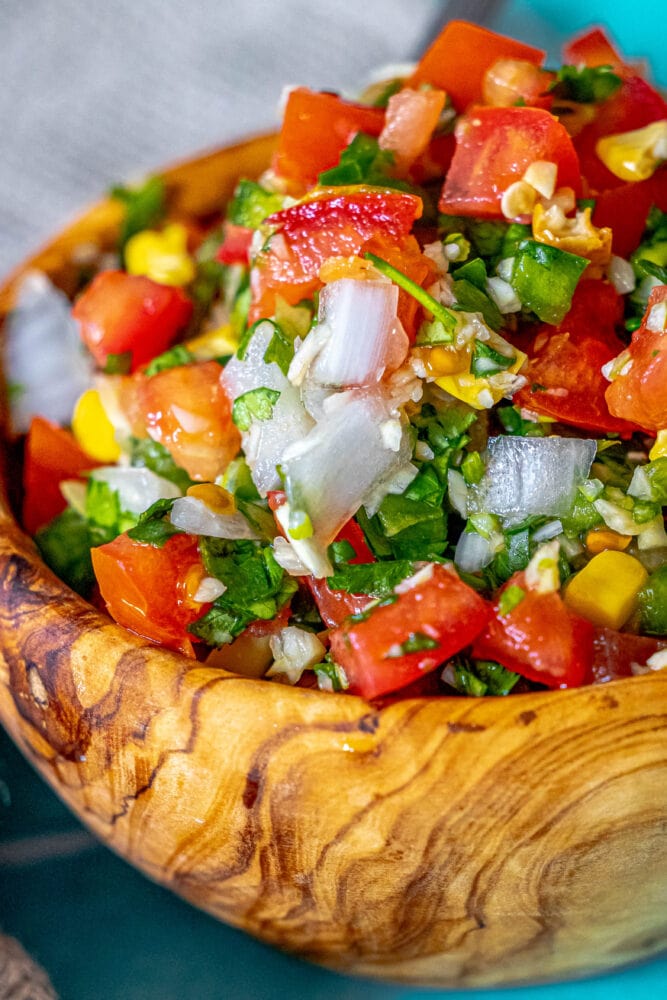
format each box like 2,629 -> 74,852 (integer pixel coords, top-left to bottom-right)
637,565 -> 667,636
510,240 -> 588,325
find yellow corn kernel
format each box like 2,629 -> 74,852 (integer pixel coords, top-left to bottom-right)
71,388 -> 121,462
563,550 -> 649,630
649,429 -> 667,460
522,160 -> 558,199
435,335 -> 527,410
186,483 -> 236,515
596,120 -> 667,182
187,323 -> 239,360
184,564 -> 207,604
585,528 -> 632,555
413,344 -> 471,376
532,204 -> 612,268
500,180 -> 538,220
125,223 -> 195,286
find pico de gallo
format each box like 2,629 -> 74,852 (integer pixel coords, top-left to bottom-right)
7,20 -> 667,701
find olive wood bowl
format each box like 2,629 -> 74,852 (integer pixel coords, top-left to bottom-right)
0,134 -> 666,989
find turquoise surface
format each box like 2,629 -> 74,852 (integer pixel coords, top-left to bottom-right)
2,4 -> 666,997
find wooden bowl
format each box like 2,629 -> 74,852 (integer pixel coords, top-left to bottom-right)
0,135 -> 666,989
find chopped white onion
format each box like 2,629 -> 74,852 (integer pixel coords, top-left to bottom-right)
90,467 -> 181,514
221,323 -> 314,494
628,465 -> 653,500
485,276 -> 521,313
267,626 -> 327,685
468,436 -> 597,525
272,536 -> 311,576
193,577 -> 227,603
280,387 -> 413,549
170,496 -> 259,539
531,519 -> 563,542
593,498 -> 646,536
608,255 -> 636,295
447,468 -> 469,518
274,503 -> 333,578
295,279 -> 409,389
637,514 -> 667,550
454,530 -> 495,572
5,271 -> 95,433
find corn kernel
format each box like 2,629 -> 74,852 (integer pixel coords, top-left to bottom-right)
522,160 -> 557,199
500,180 -> 538,220
585,528 -> 632,555
563,550 -> 648,629
71,388 -> 121,462
187,324 -> 239,360
596,120 -> 667,182
413,344 -> 471,376
186,483 -> 236,515
649,429 -> 667,460
125,223 -> 195,286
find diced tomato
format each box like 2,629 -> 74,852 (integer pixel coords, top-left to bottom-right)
562,27 -> 627,71
473,571 -> 594,688
249,187 -> 422,321
591,178 -> 657,259
409,20 -> 545,112
605,285 -> 667,430
72,270 -> 193,371
589,626 -> 667,684
513,280 -> 640,435
272,88 -> 385,191
328,563 -> 491,700
22,416 -> 103,534
135,360 -> 240,481
91,532 -> 210,656
573,75 -> 667,193
215,222 -> 253,265
378,88 -> 446,174
439,106 -> 582,219
307,517 -> 376,628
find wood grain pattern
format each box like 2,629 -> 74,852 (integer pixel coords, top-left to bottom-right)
0,137 -> 666,988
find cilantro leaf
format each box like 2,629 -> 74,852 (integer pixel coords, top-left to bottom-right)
144,344 -> 194,377
227,179 -> 285,229
328,559 -> 415,597
110,176 -> 166,258
35,509 -> 96,597
130,437 -> 194,493
550,64 -> 621,104
126,498 -> 182,547
318,133 -> 412,191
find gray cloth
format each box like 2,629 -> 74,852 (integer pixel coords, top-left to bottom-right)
0,0 -> 448,279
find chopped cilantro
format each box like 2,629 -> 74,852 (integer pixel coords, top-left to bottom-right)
227,179 -> 284,229
85,478 -> 137,545
318,133 -> 413,191
550,64 -> 621,104
328,559 -> 416,597
126,498 -> 182,548
110,176 -> 166,258
471,340 -> 515,377
35,509 -> 96,597
497,406 -> 545,437
104,352 -> 132,375
452,278 -> 504,331
314,655 -> 349,692
144,344 -> 194,377
364,251 -> 461,333
444,655 -> 519,696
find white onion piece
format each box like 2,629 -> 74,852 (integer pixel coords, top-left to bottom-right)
608,255 -> 636,295
280,387 -> 413,549
301,279 -> 408,388
628,465 -> 653,500
5,271 -> 94,433
454,530 -> 494,572
468,436 -> 597,525
170,496 -> 259,539
267,626 -> 327,685
274,503 -> 333,578
532,519 -> 563,542
221,322 -> 314,494
637,515 -> 667,550
363,461 -> 418,518
90,467 -> 181,514
193,577 -> 227,602
272,536 -> 311,576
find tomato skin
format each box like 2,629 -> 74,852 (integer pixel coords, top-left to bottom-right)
272,88 -> 385,191
22,417 -> 103,534
562,27 -> 626,71
589,627 -> 667,684
307,517 -> 376,629
513,280 -> 640,436
91,532 -> 209,656
409,20 -> 545,112
72,271 -> 193,371
215,222 -> 253,265
439,107 -> 582,219
135,360 -> 241,482
605,285 -> 667,430
473,572 -> 594,689
249,188 -> 423,322
329,564 -> 491,700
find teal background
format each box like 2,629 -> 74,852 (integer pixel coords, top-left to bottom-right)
1,2 -> 666,998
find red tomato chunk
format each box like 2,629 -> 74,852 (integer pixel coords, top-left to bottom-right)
329,564 -> 491,700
